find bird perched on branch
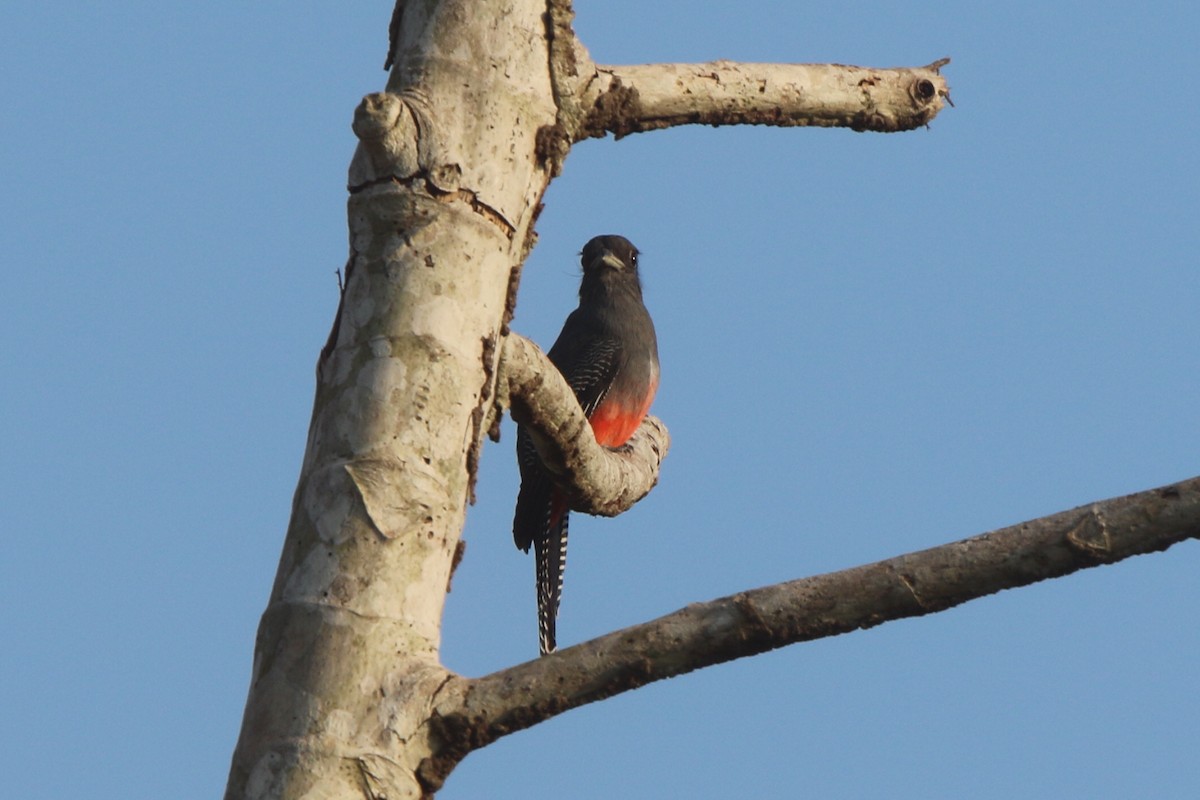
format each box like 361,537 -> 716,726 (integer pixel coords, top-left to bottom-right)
513,235 -> 660,655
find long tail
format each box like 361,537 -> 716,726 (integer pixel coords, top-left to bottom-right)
533,492 -> 569,654
514,448 -> 571,655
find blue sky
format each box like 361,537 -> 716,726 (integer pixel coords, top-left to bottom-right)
3,2 -> 1198,798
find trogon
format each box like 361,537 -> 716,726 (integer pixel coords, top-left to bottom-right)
513,235 -> 660,655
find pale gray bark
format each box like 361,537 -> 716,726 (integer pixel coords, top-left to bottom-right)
226,2 -> 558,796
576,58 -> 952,139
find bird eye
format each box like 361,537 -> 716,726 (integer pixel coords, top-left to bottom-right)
630,252 -> 638,268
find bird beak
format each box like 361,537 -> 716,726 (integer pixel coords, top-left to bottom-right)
590,250 -> 626,271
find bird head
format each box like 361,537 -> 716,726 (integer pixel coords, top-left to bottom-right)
581,235 -> 640,276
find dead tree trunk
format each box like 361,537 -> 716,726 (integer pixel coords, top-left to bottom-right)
223,2 -> 1199,798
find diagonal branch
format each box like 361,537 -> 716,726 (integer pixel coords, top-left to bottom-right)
426,476 -> 1200,769
497,333 -> 669,516
575,58 -> 951,139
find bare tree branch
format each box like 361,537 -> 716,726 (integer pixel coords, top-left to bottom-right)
575,58 -> 951,140
497,333 -> 669,516
421,476 -> 1200,780
530,10 -> 951,174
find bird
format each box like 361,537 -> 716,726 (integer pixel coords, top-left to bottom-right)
513,235 -> 660,655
